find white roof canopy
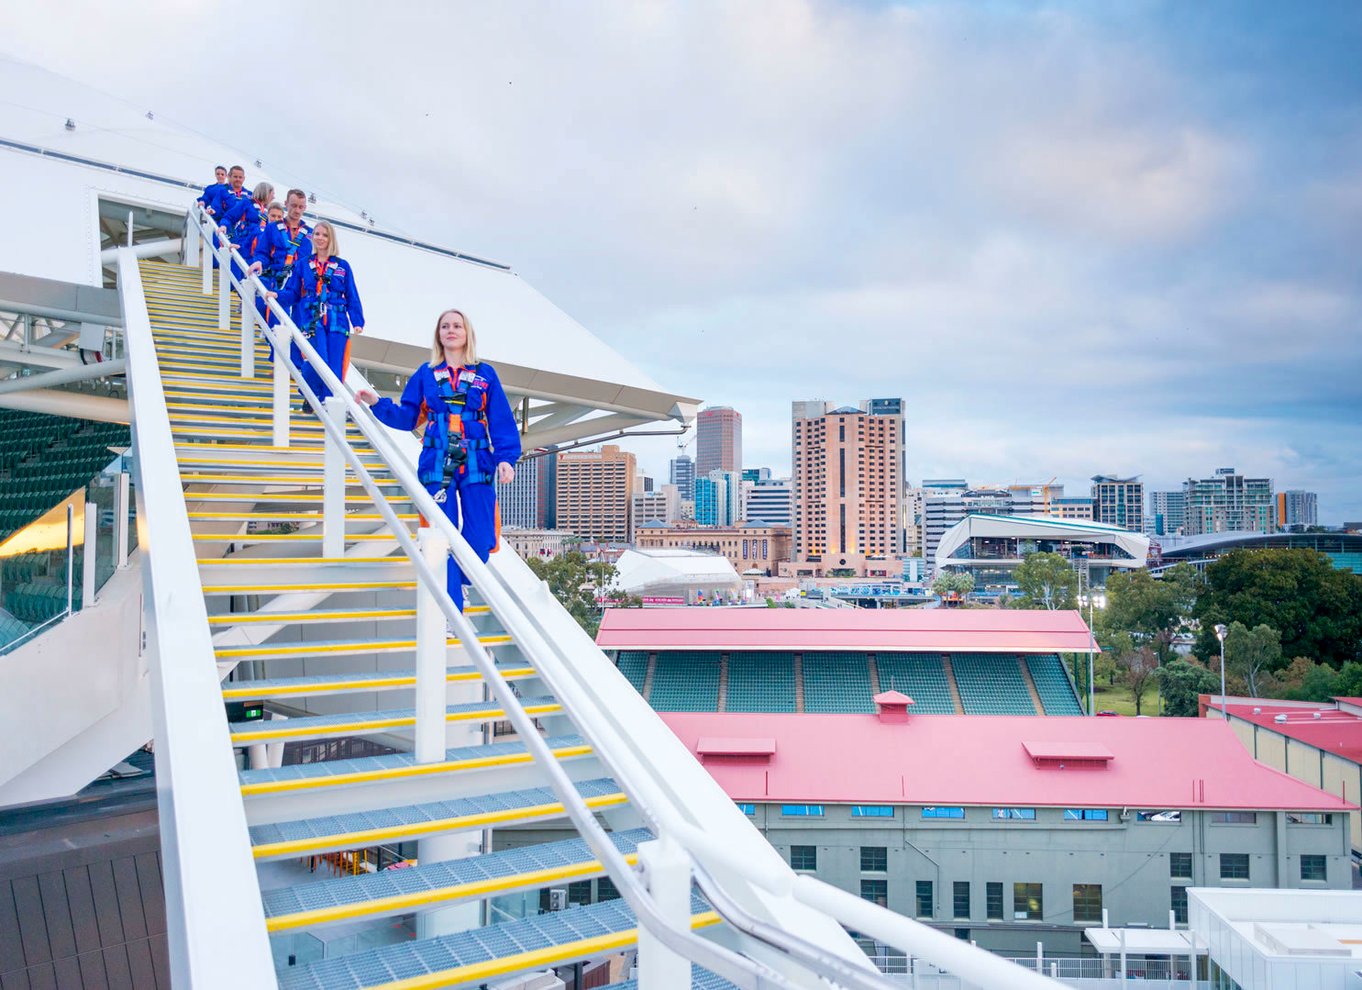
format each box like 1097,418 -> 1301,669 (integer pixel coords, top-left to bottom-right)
935,513 -> 1151,570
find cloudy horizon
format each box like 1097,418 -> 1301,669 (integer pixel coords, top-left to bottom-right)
3,2 -> 1359,521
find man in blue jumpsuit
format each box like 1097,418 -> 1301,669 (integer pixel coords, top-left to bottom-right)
197,165 -> 228,217
249,189 -> 311,355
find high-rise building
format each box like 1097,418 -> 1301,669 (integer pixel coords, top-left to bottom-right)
1052,497 -> 1094,522
631,486 -> 679,533
1008,483 -> 1065,516
543,452 -> 558,529
668,453 -> 696,501
1278,490 -> 1319,530
746,477 -> 791,526
695,469 -> 742,527
922,487 -> 1014,563
1183,468 -> 1275,535
1148,490 -> 1186,537
791,399 -> 905,569
554,444 -> 636,544
1091,475 -> 1145,532
695,407 -> 742,477
741,467 -> 771,483
496,454 -> 545,529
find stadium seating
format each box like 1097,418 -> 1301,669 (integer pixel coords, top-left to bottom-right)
950,653 -> 1037,715
616,651 -> 650,694
875,653 -> 957,714
648,650 -> 721,711
1025,654 -> 1085,715
726,651 -> 796,713
802,652 -> 875,713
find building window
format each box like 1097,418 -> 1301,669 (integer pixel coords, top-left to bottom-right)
992,808 -> 1036,820
953,882 -> 971,920
1013,883 -> 1043,921
597,876 -> 620,901
1169,853 -> 1193,880
1301,855 -> 1327,882
1211,811 -> 1257,824
916,880 -> 934,919
1137,810 -> 1182,823
790,846 -> 817,871
861,879 -> 888,907
860,846 -> 888,872
1072,884 -> 1103,924
1220,854 -> 1250,881
922,806 -> 965,820
1171,886 -> 1188,924
1064,809 -> 1109,821
852,805 -> 895,818
782,804 -> 824,817
986,882 -> 1004,921
1288,812 -> 1333,825
736,802 -> 756,816
567,880 -> 593,905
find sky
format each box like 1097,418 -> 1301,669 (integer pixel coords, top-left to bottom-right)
3,2 -> 1360,521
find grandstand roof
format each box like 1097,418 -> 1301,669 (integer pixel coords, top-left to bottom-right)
1208,699 -> 1362,764
596,607 -> 1098,653
935,513 -> 1150,568
659,712 -> 1353,811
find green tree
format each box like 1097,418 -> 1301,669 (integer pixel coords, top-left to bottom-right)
1158,658 -> 1220,717
1101,569 -> 1191,665
1120,646 -> 1160,716
1193,549 -> 1362,667
1013,552 -> 1078,610
1223,621 -> 1282,698
932,572 -> 974,602
526,550 -> 624,638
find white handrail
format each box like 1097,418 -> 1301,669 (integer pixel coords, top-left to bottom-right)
185,206 -> 1064,989
116,248 -> 277,989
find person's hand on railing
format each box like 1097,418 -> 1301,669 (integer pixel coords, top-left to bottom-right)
497,462 -> 515,484
354,388 -> 380,406
248,261 -> 262,275
352,325 -> 365,336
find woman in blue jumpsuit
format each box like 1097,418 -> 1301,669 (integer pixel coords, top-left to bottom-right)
357,309 -> 520,611
276,221 -> 364,407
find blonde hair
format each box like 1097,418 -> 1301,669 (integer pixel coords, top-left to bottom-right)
429,309 -> 479,368
311,220 -> 338,260
252,181 -> 274,205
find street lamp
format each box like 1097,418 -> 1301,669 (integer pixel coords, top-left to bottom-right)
1214,623 -> 1228,717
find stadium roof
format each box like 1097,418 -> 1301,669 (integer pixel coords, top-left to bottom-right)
659,711 -> 1353,811
1208,699 -> 1362,764
596,607 -> 1098,653
935,513 -> 1150,568
1156,530 -> 1362,557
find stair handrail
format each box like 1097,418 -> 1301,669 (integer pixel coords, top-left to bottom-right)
114,249 -> 278,989
186,205 -> 1063,990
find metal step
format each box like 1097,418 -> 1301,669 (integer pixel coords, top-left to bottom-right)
198,556 -> 412,594
181,473 -> 405,488
262,828 -> 651,932
248,778 -> 625,860
276,893 -> 717,990
214,632 -> 509,662
601,970 -> 735,990
207,604 -> 441,626
221,659 -> 535,700
227,695 -> 560,746
188,510 -> 418,524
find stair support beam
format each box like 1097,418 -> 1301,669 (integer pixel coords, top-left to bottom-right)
82,499 -> 97,607
323,397 -> 346,557
239,277 -> 256,380
415,527 -> 450,763
272,336 -> 290,447
200,225 -> 212,295
638,835 -> 693,990
217,248 -> 230,334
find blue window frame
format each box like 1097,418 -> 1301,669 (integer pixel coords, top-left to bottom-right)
736,803 -> 756,815
1064,809 -> 1109,821
852,805 -> 895,818
782,804 -> 825,817
922,807 -> 965,820
992,808 -> 1037,820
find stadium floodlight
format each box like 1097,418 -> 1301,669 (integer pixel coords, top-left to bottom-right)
1214,623 -> 1229,716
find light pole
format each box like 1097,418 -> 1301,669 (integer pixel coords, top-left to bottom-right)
1214,623 -> 1228,717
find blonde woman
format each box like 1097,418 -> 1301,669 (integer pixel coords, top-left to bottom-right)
277,220 -> 364,405
356,309 -> 518,611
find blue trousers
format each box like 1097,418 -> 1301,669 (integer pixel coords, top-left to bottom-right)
295,328 -> 351,406
425,480 -> 499,612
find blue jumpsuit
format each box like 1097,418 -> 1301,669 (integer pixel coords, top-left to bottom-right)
370,361 -> 521,611
276,255 -> 364,405
250,219 -> 313,352
198,182 -> 228,217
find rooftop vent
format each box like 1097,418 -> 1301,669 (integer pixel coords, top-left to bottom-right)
1022,740 -> 1114,770
1275,714 -> 1288,723
874,690 -> 915,723
64,118 -> 75,131
696,737 -> 775,764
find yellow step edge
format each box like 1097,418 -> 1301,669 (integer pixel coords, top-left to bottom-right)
216,633 -> 512,659
197,555 -> 407,565
187,512 -> 418,521
208,607 -> 417,625
231,701 -> 562,746
191,533 -> 410,543
221,665 -> 535,699
185,492 -> 407,503
238,743 -> 590,798
249,791 -> 624,860
200,581 -> 417,593
265,850 -> 633,932
179,474 -> 403,485
364,912 -> 721,990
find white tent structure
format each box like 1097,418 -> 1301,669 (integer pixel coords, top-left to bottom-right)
613,547 -> 743,602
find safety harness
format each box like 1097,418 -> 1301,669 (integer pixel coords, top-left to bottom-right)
301,257 -> 341,337
276,221 -> 310,283
420,363 -> 494,499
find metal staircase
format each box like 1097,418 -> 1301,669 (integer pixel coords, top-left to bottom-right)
111,212 -> 1062,989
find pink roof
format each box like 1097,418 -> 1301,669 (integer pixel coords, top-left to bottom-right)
1213,700 -> 1362,763
659,711 -> 1354,811
597,607 -> 1097,654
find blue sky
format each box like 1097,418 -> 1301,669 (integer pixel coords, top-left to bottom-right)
4,1 -> 1360,520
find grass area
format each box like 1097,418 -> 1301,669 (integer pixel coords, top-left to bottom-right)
1087,681 -> 1161,716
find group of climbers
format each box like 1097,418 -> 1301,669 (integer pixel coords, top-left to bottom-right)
196,167 -> 515,613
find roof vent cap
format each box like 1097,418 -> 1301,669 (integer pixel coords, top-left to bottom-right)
1253,707 -> 1262,714
1313,711 -> 1322,719
874,690 -> 914,723
1275,714 -> 1288,723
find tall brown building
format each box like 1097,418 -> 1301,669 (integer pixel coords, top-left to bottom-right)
790,399 -> 905,573
695,406 -> 742,477
554,444 -> 637,544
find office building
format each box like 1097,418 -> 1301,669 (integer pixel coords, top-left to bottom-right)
631,485 -> 680,533
695,406 -> 742,477
790,399 -> 905,574
741,467 -> 771,483
554,444 -> 636,544
695,469 -> 742,527
1277,490 -> 1318,529
1051,497 -> 1093,522
668,453 -> 696,501
745,477 -> 791,527
1147,490 -> 1185,537
496,454 -> 546,529
1183,468 -> 1275,535
1090,475 -> 1145,533
921,487 -> 1014,563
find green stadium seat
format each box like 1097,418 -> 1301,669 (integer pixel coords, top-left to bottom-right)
802,652 -> 874,713
727,652 -> 796,713
950,654 -> 1037,716
649,651 -> 720,711
876,653 -> 955,714
1025,654 -> 1085,715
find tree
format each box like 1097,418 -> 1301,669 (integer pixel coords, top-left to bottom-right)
1267,656 -> 1340,703
1223,621 -> 1282,698
932,572 -> 974,603
1101,569 -> 1192,665
1158,658 -> 1220,717
1013,552 -> 1078,610
1120,646 -> 1160,716
526,550 -> 622,638
1193,549 -> 1362,668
